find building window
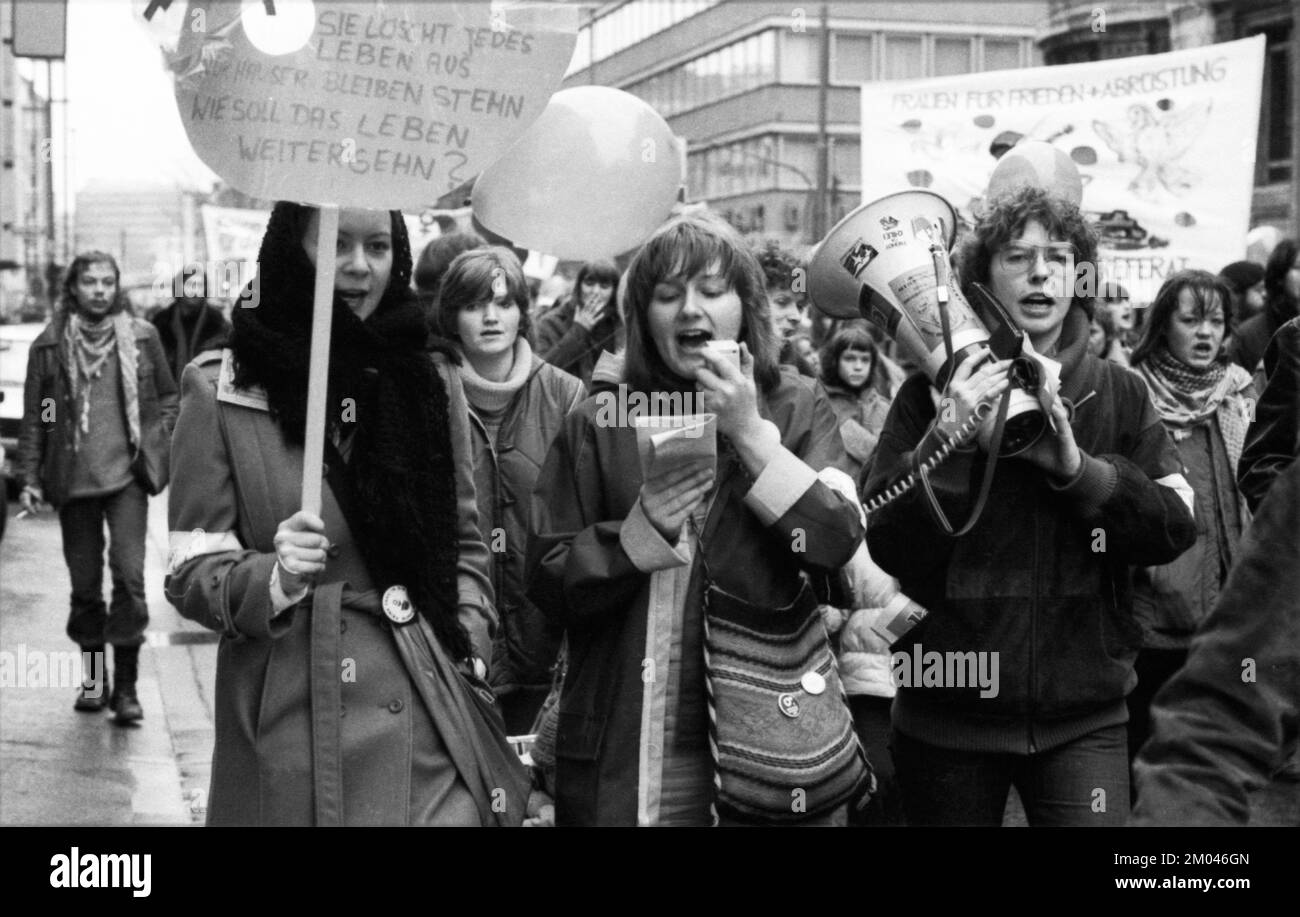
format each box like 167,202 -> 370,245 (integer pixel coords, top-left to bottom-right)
779,136 -> 819,190
629,29 -> 777,118
1259,27 -> 1292,185
934,37 -> 972,77
884,35 -> 923,80
571,0 -> 721,73
983,38 -> 1022,71
833,33 -> 873,84
781,31 -> 820,82
831,138 -> 861,189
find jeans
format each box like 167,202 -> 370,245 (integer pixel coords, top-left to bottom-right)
892,723 -> 1130,826
59,482 -> 150,649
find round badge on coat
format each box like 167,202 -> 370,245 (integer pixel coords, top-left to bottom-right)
801,671 -> 827,696
382,585 -> 415,624
778,693 -> 800,718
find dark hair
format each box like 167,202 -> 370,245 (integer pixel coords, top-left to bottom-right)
575,259 -> 621,292
1219,259 -> 1265,294
1130,269 -> 1233,368
62,250 -> 124,317
434,247 -> 532,343
1090,305 -> 1118,355
1263,238 -> 1299,311
413,231 -> 484,297
818,321 -> 878,392
957,185 -> 1099,320
754,240 -> 805,301
622,211 -> 780,394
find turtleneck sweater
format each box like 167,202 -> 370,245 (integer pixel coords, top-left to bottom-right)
458,336 -> 535,442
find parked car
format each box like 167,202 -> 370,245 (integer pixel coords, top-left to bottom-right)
0,322 -> 45,499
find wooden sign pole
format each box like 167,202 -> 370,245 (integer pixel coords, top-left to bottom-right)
301,203 -> 339,516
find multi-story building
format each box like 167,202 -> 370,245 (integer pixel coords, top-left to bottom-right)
562,1 -> 1048,249
1038,0 -> 1295,235
1,1 -> 56,320
74,185 -> 204,311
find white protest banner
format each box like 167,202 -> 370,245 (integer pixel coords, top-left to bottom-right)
165,1 -> 579,208
201,203 -> 269,293
859,36 -> 1266,303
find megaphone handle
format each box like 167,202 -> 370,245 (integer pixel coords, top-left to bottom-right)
918,388 -> 1011,537
932,245 -> 955,365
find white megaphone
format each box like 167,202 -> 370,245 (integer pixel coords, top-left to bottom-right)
809,189 -> 1049,456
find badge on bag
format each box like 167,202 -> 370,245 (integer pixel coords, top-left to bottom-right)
801,671 -> 827,696
778,693 -> 801,718
382,585 -> 415,625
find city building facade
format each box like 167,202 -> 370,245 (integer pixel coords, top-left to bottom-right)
1039,0 -> 1296,235
563,1 -> 1047,249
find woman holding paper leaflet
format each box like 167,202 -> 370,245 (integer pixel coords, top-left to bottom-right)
165,202 -> 525,826
527,212 -> 865,826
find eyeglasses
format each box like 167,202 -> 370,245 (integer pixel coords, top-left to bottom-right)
995,242 -> 1077,274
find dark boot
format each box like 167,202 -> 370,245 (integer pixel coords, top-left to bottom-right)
110,645 -> 143,725
74,644 -> 110,712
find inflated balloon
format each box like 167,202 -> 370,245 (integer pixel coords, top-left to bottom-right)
473,86 -> 682,260
986,140 -> 1083,206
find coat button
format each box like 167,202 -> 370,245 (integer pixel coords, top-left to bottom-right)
387,699 -> 404,713
339,619 -> 347,634
339,704 -> 346,718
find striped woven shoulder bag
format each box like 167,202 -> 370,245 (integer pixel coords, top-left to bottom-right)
693,520 -> 874,824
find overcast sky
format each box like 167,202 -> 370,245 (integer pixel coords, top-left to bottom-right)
56,0 -> 218,192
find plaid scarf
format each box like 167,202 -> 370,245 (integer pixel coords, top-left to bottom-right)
63,311 -> 140,453
1137,347 -> 1253,470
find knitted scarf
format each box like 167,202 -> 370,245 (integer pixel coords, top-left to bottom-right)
1137,347 -> 1254,470
228,202 -> 468,658
63,310 -> 139,453
457,337 -> 534,418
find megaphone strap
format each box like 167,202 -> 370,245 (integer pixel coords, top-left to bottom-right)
917,391 -> 1011,538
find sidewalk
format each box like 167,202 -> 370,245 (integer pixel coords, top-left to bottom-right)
0,492 -> 217,826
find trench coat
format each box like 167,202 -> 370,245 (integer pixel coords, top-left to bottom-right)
164,349 -> 517,825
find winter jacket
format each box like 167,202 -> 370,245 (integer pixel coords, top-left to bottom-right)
526,357 -> 864,825
532,296 -> 620,388
863,305 -> 1197,753
1238,316 -> 1300,514
150,300 -> 231,382
1131,454 -> 1300,825
463,353 -> 585,699
820,381 -> 894,482
17,315 -> 178,508
1132,367 -> 1255,650
165,349 -> 499,825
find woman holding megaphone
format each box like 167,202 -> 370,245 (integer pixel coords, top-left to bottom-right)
863,185 -> 1197,827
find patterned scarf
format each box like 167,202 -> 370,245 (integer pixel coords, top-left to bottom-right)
1137,347 -> 1254,470
63,310 -> 140,452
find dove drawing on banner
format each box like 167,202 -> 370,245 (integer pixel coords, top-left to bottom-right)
1092,100 -> 1212,199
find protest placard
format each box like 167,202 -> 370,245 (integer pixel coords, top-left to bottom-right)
859,36 -> 1266,303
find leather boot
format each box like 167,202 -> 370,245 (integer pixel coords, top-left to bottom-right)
74,644 -> 110,712
110,645 -> 143,725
